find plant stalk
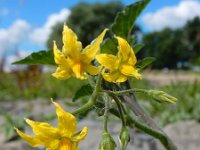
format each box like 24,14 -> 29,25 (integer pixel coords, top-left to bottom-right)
103,97 -> 109,132
72,73 -> 102,115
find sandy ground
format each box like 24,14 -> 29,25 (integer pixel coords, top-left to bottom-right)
1,99 -> 200,150
143,70 -> 200,86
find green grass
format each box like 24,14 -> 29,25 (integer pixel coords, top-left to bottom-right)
134,80 -> 200,126
0,73 -> 86,101
1,72 -> 200,126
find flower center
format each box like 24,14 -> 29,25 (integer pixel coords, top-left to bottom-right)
59,138 -> 77,150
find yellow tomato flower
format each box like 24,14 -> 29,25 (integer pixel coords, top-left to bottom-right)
96,36 -> 142,83
15,101 -> 88,150
53,24 -> 108,80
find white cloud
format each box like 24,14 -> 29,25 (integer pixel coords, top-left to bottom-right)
0,8 -> 70,57
29,8 -> 70,46
0,19 -> 31,56
142,0 -> 200,31
4,50 -> 30,72
0,8 -> 70,72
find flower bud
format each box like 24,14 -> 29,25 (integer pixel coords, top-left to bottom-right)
147,90 -> 177,104
119,127 -> 130,150
99,132 -> 116,150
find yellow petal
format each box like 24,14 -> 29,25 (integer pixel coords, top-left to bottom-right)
102,71 -> 127,83
82,28 -> 108,62
52,66 -> 72,80
128,53 -> 137,66
58,139 -> 78,150
84,65 -> 99,75
72,127 -> 88,142
25,119 -> 60,140
52,100 -> 77,137
120,65 -> 142,79
16,121 -> 60,149
53,41 -> 68,65
96,54 -> 118,71
62,24 -> 82,59
15,128 -> 41,147
72,63 -> 86,79
46,140 -> 60,150
116,74 -> 127,82
115,36 -> 137,65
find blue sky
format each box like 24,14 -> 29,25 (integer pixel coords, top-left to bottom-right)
1,0 -> 200,71
1,0 -> 182,28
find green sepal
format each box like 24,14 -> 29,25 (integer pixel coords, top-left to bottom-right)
137,57 -> 156,69
101,38 -> 118,55
133,43 -> 145,54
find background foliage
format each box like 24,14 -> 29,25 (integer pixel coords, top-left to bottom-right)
140,17 -> 200,69
47,2 -> 124,49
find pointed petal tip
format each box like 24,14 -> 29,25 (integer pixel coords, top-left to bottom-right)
51,98 -> 57,105
51,99 -> 58,107
72,126 -> 88,142
50,98 -> 54,103
83,126 -> 88,133
14,127 -> 22,134
24,117 -> 28,121
103,28 -> 109,32
25,118 -> 36,126
53,41 -> 58,49
51,73 -> 57,78
114,35 -> 120,39
25,118 -> 31,123
63,23 -> 70,31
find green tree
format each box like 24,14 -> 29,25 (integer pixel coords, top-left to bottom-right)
47,2 -> 123,49
184,17 -> 200,65
141,17 -> 200,69
142,28 -> 189,69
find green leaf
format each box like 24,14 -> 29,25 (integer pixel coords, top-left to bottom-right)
12,50 -> 55,65
72,84 -> 93,102
137,57 -> 155,69
101,38 -> 118,55
129,35 -> 137,46
133,43 -> 145,53
112,0 -> 150,39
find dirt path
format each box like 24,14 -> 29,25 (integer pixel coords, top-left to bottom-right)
143,70 -> 200,86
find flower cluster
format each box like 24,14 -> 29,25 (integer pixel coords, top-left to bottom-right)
15,101 -> 88,150
53,25 -> 141,83
53,25 -> 108,80
96,36 -> 141,82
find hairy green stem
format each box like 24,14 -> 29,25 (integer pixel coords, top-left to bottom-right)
72,73 -> 102,115
104,88 -> 147,95
121,81 -> 164,132
108,93 -> 126,126
72,100 -> 95,115
103,98 -> 109,132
